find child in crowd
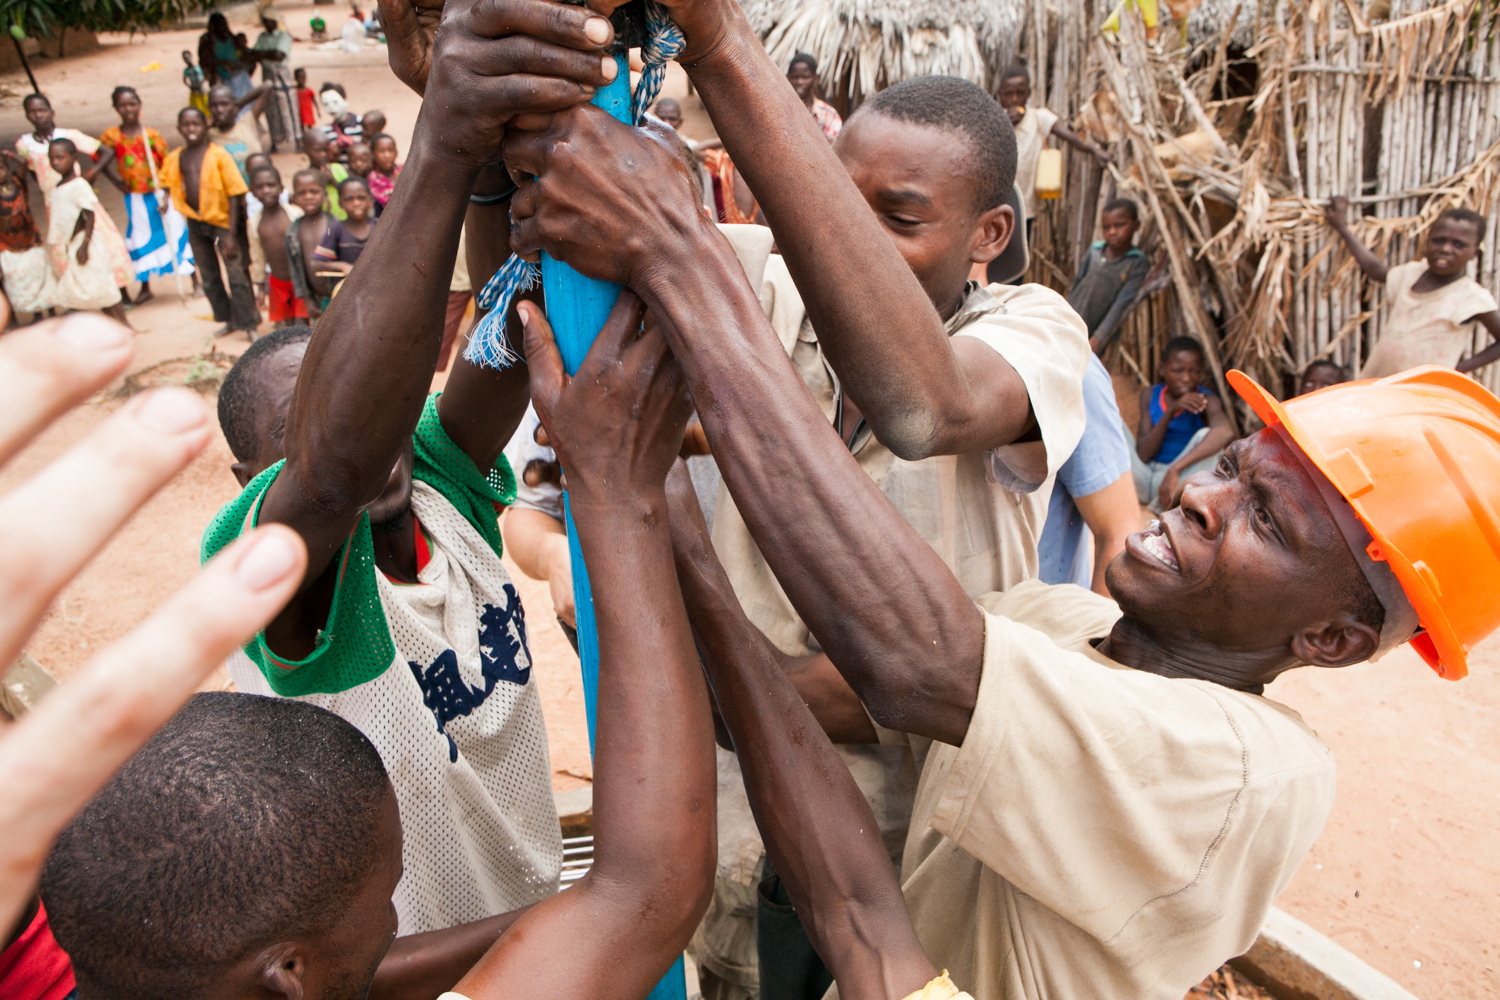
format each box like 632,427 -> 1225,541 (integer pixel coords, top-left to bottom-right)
313,176 -> 375,273
360,109 -> 387,145
367,133 -> 401,209
0,152 -> 55,319
303,130 -> 349,220
346,141 -> 373,182
161,107 -> 260,337
45,139 -> 127,322
182,50 -> 209,116
248,165 -> 305,326
295,67 -> 319,128
286,167 -> 333,318
1068,197 -> 1150,353
1131,336 -> 1234,512
206,82 -> 271,183
997,65 -> 1112,227
786,53 -> 841,141
1326,198 -> 1500,376
309,8 -> 328,40
99,86 -> 195,301
1297,358 -> 1346,396
319,82 -> 363,149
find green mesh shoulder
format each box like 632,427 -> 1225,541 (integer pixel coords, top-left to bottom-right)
199,460 -> 395,696
413,392 -> 517,558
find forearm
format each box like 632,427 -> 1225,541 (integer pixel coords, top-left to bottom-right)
639,227 -> 983,744
225,195 -> 242,241
500,508 -> 567,582
1330,220 -> 1388,281
1169,426 -> 1233,471
1136,414 -> 1172,461
1052,123 -> 1101,157
1075,472 -> 1138,597
370,909 -> 531,1000
684,25 -> 968,459
261,126 -> 473,554
1458,341 -> 1500,373
670,503 -> 934,998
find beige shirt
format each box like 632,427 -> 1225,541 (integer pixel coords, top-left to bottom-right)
875,582 -> 1336,1000
1013,106 -> 1060,220
1361,260 -> 1498,377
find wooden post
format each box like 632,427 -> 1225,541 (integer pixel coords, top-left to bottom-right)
11,35 -> 38,94
547,45 -> 689,1000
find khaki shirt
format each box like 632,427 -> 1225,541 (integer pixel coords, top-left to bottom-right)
708,223 -> 1089,878
1013,106 -> 1060,219
1361,260 -> 1498,377
874,582 -> 1336,1000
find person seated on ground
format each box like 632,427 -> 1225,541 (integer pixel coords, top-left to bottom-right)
368,133 -> 403,209
361,109 -> 388,145
313,176 -> 376,273
45,437 -> 715,1000
248,165 -> 306,327
303,129 -> 350,219
786,53 -> 841,141
286,167 -> 333,320
1069,197 -> 1150,354
1132,336 -> 1233,513
206,82 -> 272,182
500,31 -> 1500,995
0,312 -> 306,940
1326,198 -> 1500,377
201,0 -> 621,947
997,65 -> 1112,229
1297,358 -> 1346,396
310,10 -> 328,40
501,72 -> 1088,1000
1038,350 -> 1139,595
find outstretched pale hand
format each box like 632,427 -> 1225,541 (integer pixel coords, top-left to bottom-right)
0,316 -> 307,936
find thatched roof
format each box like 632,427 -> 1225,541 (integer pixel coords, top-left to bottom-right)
742,0 -> 1025,104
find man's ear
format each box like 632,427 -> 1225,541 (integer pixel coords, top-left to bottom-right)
970,202 -> 1014,265
1291,614 -> 1379,668
231,461 -> 254,488
254,944 -> 307,1000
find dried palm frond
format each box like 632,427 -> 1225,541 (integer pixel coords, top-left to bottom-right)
1365,0 -> 1482,100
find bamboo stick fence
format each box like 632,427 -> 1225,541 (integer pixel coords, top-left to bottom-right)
1014,0 -> 1500,413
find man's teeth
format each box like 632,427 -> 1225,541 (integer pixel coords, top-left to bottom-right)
1142,529 -> 1179,569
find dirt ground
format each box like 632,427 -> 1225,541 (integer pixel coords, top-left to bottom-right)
2,9 -> 1496,997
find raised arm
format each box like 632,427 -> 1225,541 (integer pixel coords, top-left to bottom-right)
504,115 -> 984,745
628,0 -> 1031,461
238,84 -> 272,119
665,462 -> 935,1000
1325,196 -> 1389,283
450,293 -> 716,1000
1457,311 -> 1500,374
255,0 -> 613,656
1050,120 -> 1112,166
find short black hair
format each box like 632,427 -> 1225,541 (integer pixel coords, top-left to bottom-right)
1102,197 -> 1139,222
23,92 -> 50,110
1434,206 -> 1486,242
1162,335 -> 1206,364
48,137 -> 77,158
371,132 -> 397,148
111,86 -> 139,105
217,324 -> 313,461
339,175 -> 371,197
1304,358 -> 1345,380
249,163 -> 282,185
42,693 -> 390,1000
179,106 -> 207,124
292,167 -> 325,188
320,81 -> 347,98
789,52 -> 817,74
857,76 -> 1016,213
1000,64 -> 1031,86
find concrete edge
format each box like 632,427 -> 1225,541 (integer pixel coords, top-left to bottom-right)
1232,907 -> 1421,1000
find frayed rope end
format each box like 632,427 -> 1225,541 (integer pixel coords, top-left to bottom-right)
463,254 -> 539,369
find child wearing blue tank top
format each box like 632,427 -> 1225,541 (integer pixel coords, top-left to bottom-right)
1130,337 -> 1235,512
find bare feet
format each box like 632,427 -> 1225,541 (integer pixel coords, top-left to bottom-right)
133,285 -> 155,306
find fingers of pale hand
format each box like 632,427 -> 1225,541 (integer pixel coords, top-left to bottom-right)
0,387 -> 212,668
0,315 -> 133,468
0,525 -> 305,927
467,0 -> 612,50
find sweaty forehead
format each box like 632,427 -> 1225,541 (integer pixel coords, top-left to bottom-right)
837,113 -> 983,202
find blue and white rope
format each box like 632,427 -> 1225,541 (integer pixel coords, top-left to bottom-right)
464,1 -> 686,369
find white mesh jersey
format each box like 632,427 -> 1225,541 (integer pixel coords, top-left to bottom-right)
208,396 -> 562,935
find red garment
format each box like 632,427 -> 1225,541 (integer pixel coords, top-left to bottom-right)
297,87 -> 317,128
267,273 -> 308,322
0,901 -> 75,1000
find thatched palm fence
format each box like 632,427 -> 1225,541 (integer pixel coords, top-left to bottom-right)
741,0 -> 1500,411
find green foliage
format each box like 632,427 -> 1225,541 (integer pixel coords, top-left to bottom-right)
0,0 -> 214,37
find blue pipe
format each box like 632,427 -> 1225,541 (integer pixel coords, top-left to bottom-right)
546,53 -> 688,1000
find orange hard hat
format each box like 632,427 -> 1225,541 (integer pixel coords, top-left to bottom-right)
1229,366 -> 1500,679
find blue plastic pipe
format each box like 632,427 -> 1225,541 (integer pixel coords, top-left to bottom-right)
547,53 -> 688,1000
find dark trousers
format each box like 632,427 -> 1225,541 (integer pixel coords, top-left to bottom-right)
186,216 -> 260,332
757,858 -> 832,1000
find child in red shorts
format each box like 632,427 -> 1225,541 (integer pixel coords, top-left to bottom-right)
248,165 -> 307,327
295,68 -> 318,130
